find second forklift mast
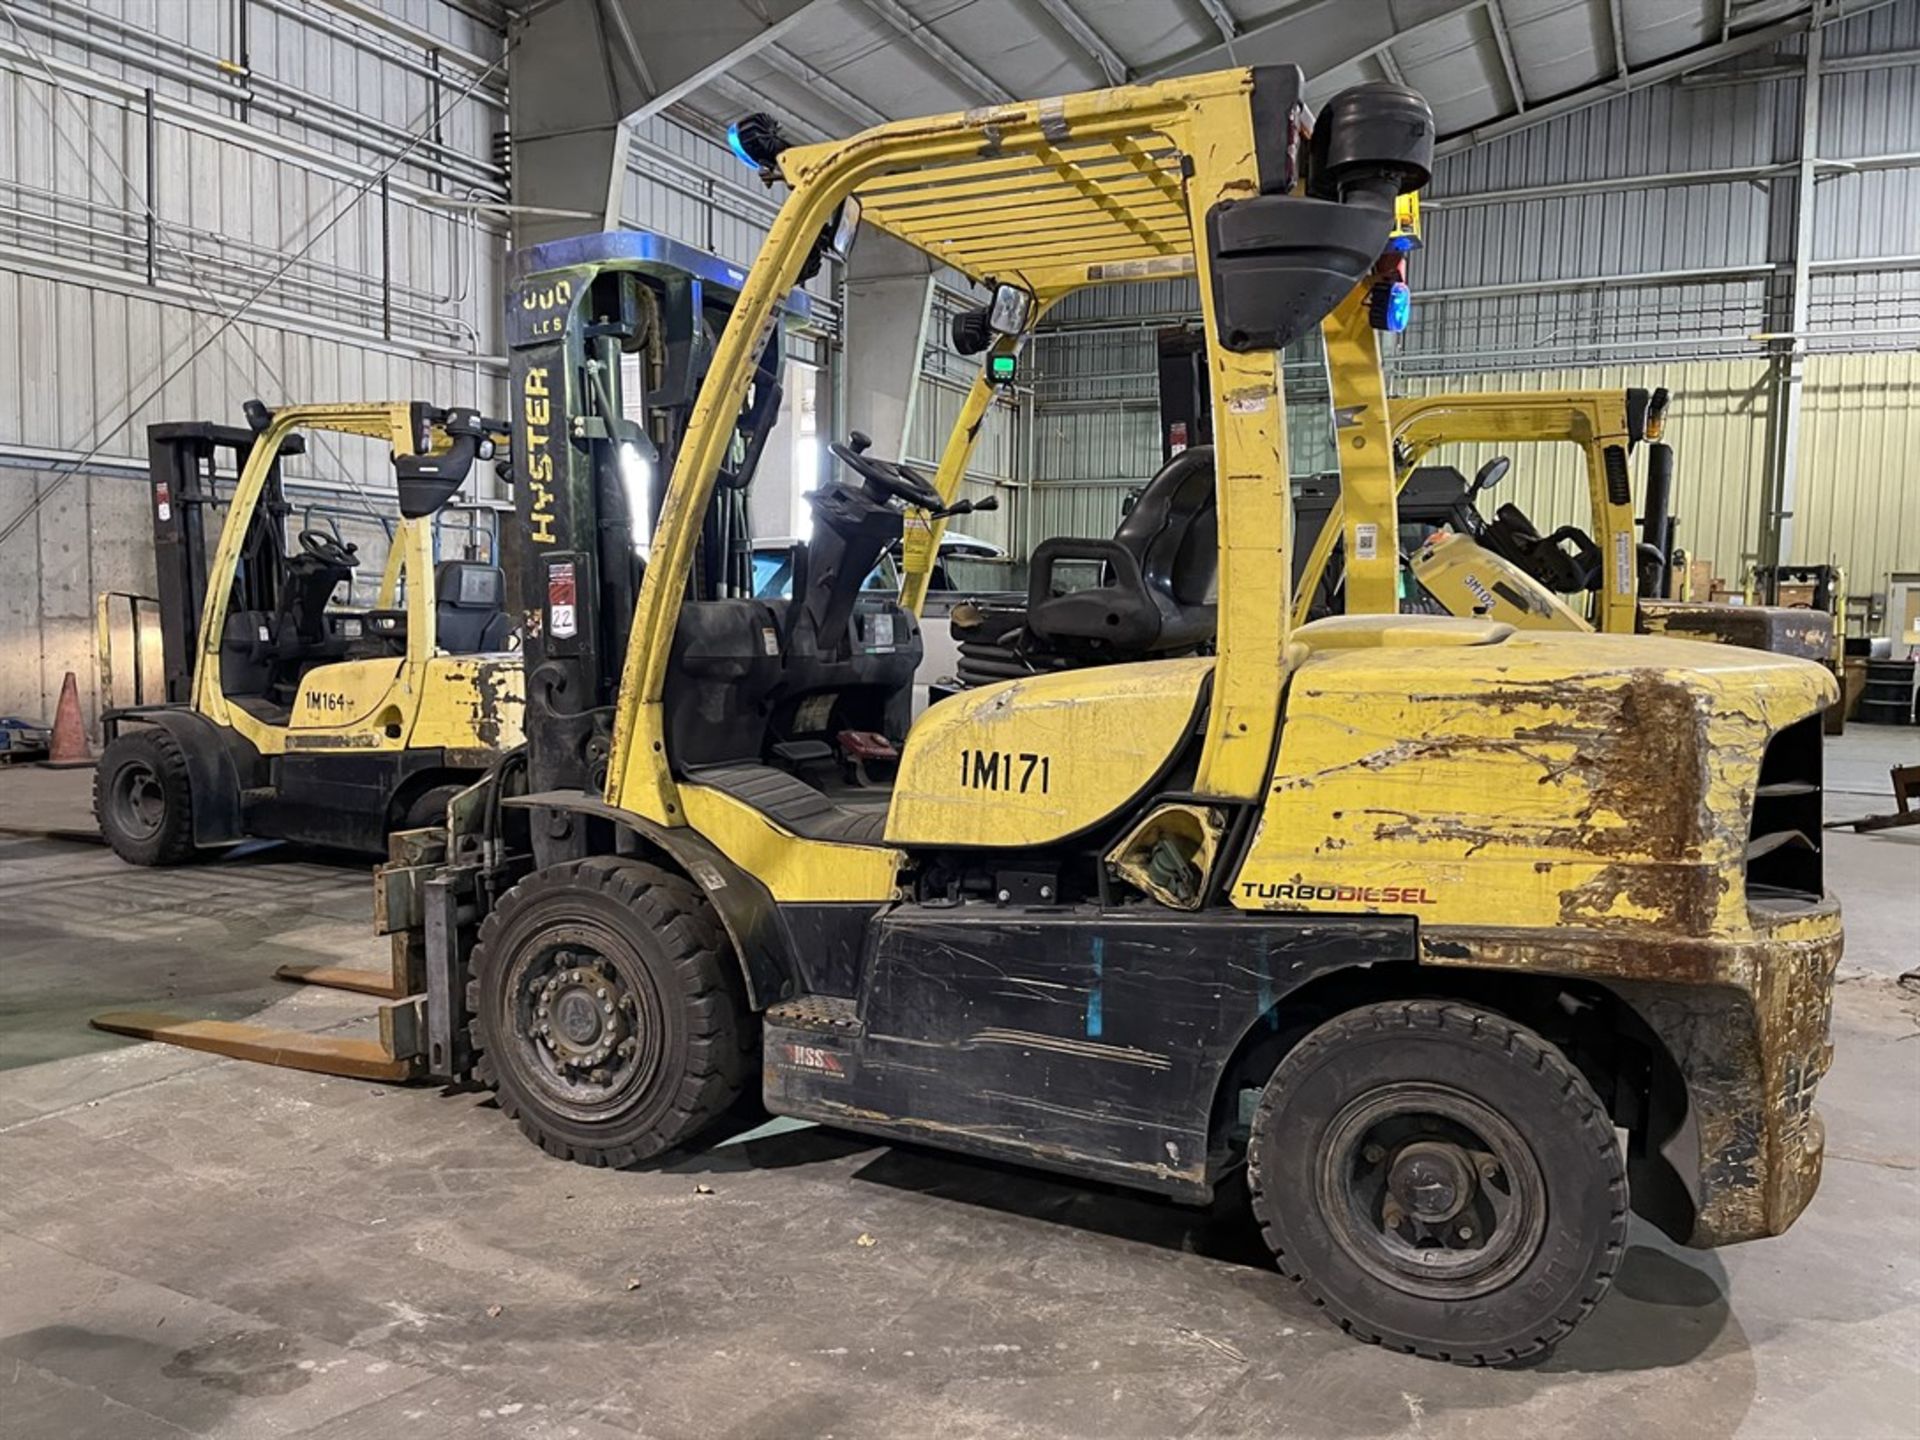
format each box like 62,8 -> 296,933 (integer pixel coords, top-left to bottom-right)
504,232 -> 802,863
144,422 -> 306,703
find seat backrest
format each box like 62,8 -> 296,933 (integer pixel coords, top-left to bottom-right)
434,561 -> 508,653
1112,446 -> 1216,606
219,610 -> 275,697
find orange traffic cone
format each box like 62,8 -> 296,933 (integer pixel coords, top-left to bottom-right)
43,671 -> 94,769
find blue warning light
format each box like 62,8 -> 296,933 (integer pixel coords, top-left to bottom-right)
1384,281 -> 1411,333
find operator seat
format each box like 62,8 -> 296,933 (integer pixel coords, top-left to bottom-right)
954,447 -> 1216,684
434,561 -> 511,653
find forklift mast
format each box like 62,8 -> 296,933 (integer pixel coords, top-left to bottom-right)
144,421 -> 305,703
504,232 -> 804,858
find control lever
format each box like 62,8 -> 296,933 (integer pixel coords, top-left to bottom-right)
930,494 -> 1000,521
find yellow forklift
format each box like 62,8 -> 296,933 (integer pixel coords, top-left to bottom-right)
1288,374 -> 1832,660
103,69 -> 1841,1365
94,404 -> 521,864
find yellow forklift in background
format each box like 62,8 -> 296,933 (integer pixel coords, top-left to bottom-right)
94,404 -> 520,864
1289,378 -> 1833,662
102,68 -> 1842,1366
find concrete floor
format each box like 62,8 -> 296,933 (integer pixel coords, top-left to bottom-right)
1,728 -> 1916,1439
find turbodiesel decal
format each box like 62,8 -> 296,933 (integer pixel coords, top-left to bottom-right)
522,365 -> 557,545
1240,880 -> 1437,905
958,748 -> 1051,794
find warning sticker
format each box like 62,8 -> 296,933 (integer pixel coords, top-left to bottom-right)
549,561 -> 578,639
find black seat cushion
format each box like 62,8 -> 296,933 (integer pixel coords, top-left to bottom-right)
435,561 -> 510,653
686,762 -> 891,845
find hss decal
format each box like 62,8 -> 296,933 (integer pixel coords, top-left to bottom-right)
782,1043 -> 846,1077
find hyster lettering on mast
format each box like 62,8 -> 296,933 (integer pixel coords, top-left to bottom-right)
147,71 -> 1847,1365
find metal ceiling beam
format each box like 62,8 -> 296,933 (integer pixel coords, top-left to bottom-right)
1145,0 -> 1483,83
508,0 -> 821,246
1435,14 -> 1808,153
1423,147 -> 1920,207
1375,46 -> 1406,85
704,69 -> 830,143
757,44 -> 890,131
1484,0 -> 1527,109
621,3 -> 825,127
1606,0 -> 1631,85
1033,0 -> 1130,85
1681,43 -> 1920,83
596,0 -> 656,97
856,0 -> 1016,104
1194,0 -> 1242,47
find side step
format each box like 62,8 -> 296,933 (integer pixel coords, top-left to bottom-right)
764,995 -> 863,1034
90,1003 -> 425,1081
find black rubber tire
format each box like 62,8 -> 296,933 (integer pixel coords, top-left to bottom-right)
399,782 -> 465,833
468,857 -> 753,1167
1247,1000 -> 1628,1365
94,727 -> 197,866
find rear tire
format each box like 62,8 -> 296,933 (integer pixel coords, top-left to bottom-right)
94,728 -> 197,866
468,857 -> 752,1167
1247,1000 -> 1627,1365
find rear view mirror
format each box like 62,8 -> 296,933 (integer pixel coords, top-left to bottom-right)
830,196 -> 863,261
952,279 -> 1038,357
1471,455 -> 1510,497
988,281 -> 1034,335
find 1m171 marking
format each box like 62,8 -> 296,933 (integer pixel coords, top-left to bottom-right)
959,749 -> 1051,794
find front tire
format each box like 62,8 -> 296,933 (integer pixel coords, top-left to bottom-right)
468,857 -> 752,1167
1248,1000 -> 1628,1365
94,728 -> 197,866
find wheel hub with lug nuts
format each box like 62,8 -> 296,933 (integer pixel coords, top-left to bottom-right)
533,952 -> 635,1075
1387,1140 -> 1475,1224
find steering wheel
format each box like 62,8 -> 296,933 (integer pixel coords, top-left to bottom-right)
297,528 -> 360,569
830,437 -> 945,512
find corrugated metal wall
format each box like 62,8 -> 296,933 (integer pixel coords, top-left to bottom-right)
0,0 -> 509,730
1027,1 -> 1919,597
1408,2 -> 1920,370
